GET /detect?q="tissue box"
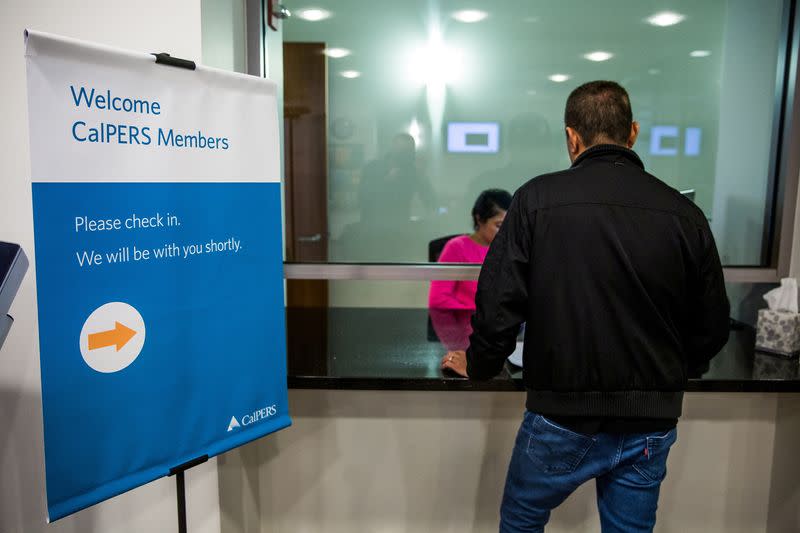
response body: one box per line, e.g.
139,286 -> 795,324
753,352 -> 799,379
755,309 -> 800,358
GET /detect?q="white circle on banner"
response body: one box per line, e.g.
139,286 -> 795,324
79,302 -> 146,373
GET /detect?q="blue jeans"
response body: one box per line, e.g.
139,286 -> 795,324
500,411 -> 677,532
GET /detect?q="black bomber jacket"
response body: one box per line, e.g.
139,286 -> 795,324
466,144 -> 730,418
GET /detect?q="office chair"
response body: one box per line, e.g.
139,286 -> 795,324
428,234 -> 465,262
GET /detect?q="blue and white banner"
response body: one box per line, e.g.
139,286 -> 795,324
24,30 -> 290,521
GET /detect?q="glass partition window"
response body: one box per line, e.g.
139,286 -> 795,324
282,0 -> 789,266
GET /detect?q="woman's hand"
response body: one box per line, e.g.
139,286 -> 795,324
440,350 -> 468,377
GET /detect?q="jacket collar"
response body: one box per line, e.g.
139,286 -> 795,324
571,144 -> 644,170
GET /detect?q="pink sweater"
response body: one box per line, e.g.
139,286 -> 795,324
428,235 -> 489,310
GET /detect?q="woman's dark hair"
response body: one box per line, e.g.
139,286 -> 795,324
472,189 -> 512,230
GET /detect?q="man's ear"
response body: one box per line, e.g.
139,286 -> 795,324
627,121 -> 640,149
565,126 -> 582,156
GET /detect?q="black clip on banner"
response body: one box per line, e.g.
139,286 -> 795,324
152,52 -> 196,71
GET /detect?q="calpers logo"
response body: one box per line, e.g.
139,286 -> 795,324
226,404 -> 277,432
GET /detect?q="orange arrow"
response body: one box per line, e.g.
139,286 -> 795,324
88,322 -> 137,351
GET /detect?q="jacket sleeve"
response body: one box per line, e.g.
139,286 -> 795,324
467,190 -> 532,379
686,223 -> 730,377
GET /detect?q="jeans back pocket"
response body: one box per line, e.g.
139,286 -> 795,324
526,415 -> 595,474
633,428 -> 677,482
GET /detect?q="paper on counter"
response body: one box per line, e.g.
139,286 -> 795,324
507,341 -> 524,367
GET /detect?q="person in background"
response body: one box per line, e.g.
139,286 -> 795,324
428,189 -> 512,310
358,133 -> 437,228
440,81 -> 730,532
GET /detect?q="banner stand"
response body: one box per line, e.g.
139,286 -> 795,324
168,454 -> 209,533
151,50 -> 203,533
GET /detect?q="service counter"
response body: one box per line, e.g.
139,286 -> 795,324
286,307 -> 800,393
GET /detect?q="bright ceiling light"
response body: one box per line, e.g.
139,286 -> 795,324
548,74 -> 570,83
408,38 -> 463,87
340,70 -> 361,79
296,7 -> 332,22
646,11 -> 685,27
451,9 -> 488,23
324,48 -> 351,58
584,51 -> 613,62
690,50 -> 711,58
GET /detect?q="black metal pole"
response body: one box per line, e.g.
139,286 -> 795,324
168,454 -> 207,533
176,470 -> 187,533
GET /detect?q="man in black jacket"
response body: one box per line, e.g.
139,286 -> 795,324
441,81 -> 730,532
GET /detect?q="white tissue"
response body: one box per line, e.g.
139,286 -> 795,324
763,278 -> 799,313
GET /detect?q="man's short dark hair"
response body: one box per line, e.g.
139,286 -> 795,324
564,81 -> 632,146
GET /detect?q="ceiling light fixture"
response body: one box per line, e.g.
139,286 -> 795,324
689,50 -> 711,58
646,11 -> 685,27
340,70 -> 361,79
451,9 -> 488,23
296,7 -> 332,22
324,48 -> 351,58
548,74 -> 570,83
584,51 -> 614,62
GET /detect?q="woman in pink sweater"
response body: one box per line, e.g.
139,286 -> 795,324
429,189 -> 512,310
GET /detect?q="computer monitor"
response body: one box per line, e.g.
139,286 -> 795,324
0,242 -> 28,349
447,122 -> 500,154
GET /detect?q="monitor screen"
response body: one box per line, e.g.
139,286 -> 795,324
0,242 -> 27,317
447,122 -> 500,154
0,243 -> 18,284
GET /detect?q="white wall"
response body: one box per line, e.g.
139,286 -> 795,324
0,2 -> 220,532
219,390 -> 782,533
201,0 -> 246,73
767,395 -> 800,531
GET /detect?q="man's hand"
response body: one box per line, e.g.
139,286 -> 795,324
441,350 -> 468,377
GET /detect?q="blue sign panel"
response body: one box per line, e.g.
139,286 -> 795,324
25,31 -> 290,521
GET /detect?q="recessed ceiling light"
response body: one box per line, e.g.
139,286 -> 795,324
646,11 -> 685,27
690,50 -> 711,58
584,51 -> 613,62
548,74 -> 570,83
526,89 -> 537,96
324,48 -> 351,58
340,70 -> 361,79
296,7 -> 332,22
451,9 -> 488,23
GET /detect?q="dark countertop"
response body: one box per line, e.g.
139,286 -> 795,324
286,307 -> 800,392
